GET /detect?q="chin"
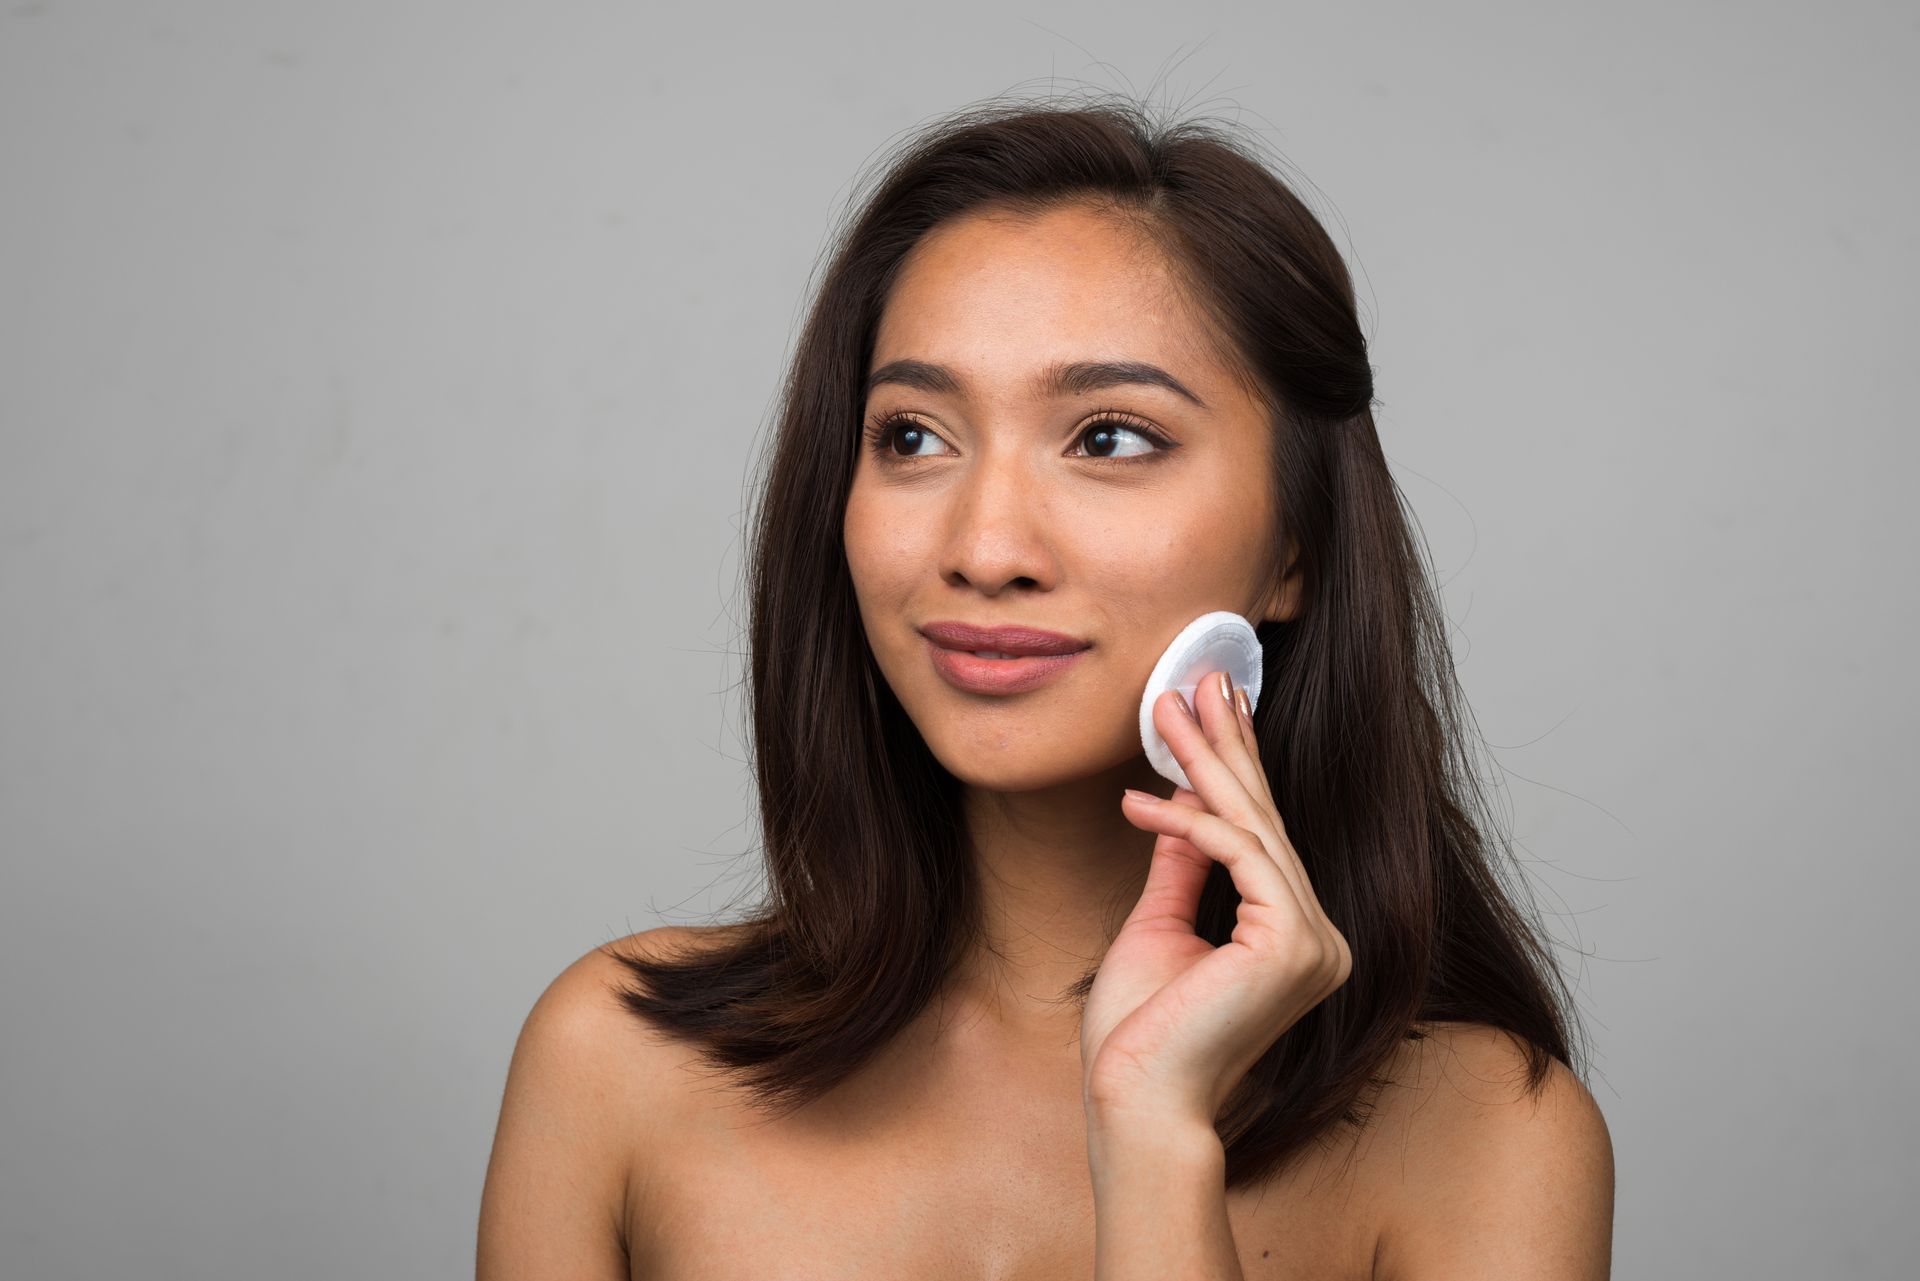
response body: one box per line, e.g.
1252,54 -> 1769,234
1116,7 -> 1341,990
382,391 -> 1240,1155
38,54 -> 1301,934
941,760 -> 1085,793
921,728 -> 1142,795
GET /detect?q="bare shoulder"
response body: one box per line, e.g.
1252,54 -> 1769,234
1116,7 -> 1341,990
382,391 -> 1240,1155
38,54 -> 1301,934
477,931 -> 684,1278
486,926 -> 726,1163
514,927 -> 709,1064
588,922 -> 754,1068
1364,1021 -> 1615,1280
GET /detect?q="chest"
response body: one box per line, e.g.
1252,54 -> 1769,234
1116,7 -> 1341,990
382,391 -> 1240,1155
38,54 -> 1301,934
627,1086 -> 1380,1281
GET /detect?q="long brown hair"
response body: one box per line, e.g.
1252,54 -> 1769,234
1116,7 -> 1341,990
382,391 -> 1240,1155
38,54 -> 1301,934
609,90 -> 1588,1189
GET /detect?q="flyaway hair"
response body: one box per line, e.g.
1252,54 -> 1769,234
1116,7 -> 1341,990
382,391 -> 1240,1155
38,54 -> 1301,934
608,89 -> 1589,1190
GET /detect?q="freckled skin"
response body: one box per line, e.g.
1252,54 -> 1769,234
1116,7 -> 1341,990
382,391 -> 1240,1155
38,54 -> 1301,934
843,203 -> 1302,795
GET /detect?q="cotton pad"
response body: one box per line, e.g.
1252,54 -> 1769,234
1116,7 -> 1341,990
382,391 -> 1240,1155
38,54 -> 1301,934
1138,610 -> 1263,791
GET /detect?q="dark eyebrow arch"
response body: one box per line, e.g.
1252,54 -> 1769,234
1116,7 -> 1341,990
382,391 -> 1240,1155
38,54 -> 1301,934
865,358 -> 1209,411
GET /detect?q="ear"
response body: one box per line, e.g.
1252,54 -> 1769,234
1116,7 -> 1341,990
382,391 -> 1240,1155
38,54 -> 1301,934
1255,539 -> 1305,624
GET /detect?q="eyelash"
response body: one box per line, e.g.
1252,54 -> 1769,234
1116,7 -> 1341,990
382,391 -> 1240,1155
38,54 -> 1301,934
860,407 -> 1177,466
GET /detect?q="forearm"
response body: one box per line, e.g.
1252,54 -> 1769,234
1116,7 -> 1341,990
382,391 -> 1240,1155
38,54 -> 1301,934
1086,1111 -> 1245,1281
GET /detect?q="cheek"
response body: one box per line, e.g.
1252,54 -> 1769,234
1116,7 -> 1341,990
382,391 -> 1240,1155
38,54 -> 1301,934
1069,489 -> 1275,648
1071,513 -> 1196,597
1128,471 -> 1271,586
843,487 -> 923,616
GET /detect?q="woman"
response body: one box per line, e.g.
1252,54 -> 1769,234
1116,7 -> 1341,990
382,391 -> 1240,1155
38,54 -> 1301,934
478,94 -> 1614,1280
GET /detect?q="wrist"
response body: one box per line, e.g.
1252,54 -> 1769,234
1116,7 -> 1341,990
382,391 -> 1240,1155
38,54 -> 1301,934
1084,1087 -> 1216,1140
1083,1099 -> 1240,1279
1085,1104 -> 1224,1178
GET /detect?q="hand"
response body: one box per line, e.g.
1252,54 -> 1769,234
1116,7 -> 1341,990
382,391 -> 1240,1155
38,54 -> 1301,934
1081,668 -> 1352,1127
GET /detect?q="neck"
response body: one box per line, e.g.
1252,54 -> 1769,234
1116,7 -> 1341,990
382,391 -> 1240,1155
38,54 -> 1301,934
943,754 -> 1171,1048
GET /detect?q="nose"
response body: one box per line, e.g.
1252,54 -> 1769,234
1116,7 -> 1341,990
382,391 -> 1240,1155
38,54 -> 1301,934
937,441 -> 1061,595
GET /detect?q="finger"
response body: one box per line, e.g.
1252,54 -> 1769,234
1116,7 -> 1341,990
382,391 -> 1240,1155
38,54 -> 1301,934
1221,688 -> 1320,905
1121,789 -> 1304,919
1198,669 -> 1275,809
1118,784 -> 1216,933
1166,783 -> 1206,810
1117,801 -> 1214,934
1228,678 -> 1278,810
1132,781 -> 1330,947
1153,676 -> 1277,848
1164,676 -> 1321,913
1225,693 -> 1326,908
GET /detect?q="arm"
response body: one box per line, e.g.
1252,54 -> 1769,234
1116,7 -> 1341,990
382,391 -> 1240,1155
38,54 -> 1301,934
1085,675 -> 1350,1279
1083,674 -> 1350,1278
1087,1106 -> 1244,1281
476,947 -> 640,1281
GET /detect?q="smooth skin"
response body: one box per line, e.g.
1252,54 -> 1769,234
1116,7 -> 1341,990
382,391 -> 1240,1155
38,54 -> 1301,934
476,203 -> 1614,1278
1084,666 -> 1352,1279
842,202 -> 1302,1042
1090,672 -> 1353,1125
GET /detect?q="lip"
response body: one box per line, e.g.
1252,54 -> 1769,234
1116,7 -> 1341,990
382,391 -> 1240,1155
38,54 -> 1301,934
925,639 -> 1088,695
918,621 -> 1092,656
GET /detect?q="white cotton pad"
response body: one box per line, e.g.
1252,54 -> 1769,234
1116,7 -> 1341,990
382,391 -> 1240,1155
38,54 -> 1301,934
1138,610 -> 1263,791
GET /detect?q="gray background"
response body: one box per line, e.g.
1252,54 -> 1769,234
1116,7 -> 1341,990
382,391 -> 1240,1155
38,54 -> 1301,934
2,2 -> 1913,1277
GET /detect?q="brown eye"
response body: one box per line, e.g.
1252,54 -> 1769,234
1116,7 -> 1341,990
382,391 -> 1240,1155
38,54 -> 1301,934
861,410 -> 1175,466
1077,418 -> 1161,459
864,414 -> 953,459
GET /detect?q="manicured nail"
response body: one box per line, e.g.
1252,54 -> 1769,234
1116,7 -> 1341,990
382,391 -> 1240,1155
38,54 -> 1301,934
1235,687 -> 1252,719
1123,788 -> 1162,804
1218,671 -> 1233,706
1174,690 -> 1197,722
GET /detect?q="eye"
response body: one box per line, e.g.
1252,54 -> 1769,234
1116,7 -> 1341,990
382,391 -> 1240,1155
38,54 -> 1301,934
861,409 -> 1176,466
863,413 -> 956,460
1069,412 -> 1172,460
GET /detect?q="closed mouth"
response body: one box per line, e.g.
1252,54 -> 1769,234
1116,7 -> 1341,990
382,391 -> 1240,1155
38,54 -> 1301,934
917,620 -> 1092,657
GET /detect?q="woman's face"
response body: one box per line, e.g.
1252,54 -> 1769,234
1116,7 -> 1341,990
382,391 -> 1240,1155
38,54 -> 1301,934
844,203 -> 1297,792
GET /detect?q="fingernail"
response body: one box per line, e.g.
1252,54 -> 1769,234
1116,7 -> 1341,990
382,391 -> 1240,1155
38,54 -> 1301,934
1123,788 -> 1161,804
1218,671 -> 1233,705
1235,687 -> 1252,719
1174,690 -> 1197,722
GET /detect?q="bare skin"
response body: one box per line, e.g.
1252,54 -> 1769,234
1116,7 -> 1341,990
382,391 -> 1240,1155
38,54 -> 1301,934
842,202 -> 1303,1053
476,931 -> 1608,1280
476,203 -> 1615,1278
616,926 -> 1380,1280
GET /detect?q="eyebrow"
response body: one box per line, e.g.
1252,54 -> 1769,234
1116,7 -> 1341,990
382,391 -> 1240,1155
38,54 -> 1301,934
864,357 -> 1210,410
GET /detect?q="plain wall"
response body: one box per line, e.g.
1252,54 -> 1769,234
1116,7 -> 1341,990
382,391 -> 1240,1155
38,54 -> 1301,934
2,2 -> 1913,1276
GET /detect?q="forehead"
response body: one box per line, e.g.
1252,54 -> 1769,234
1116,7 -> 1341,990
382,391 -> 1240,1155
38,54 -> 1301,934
869,205 -> 1230,391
